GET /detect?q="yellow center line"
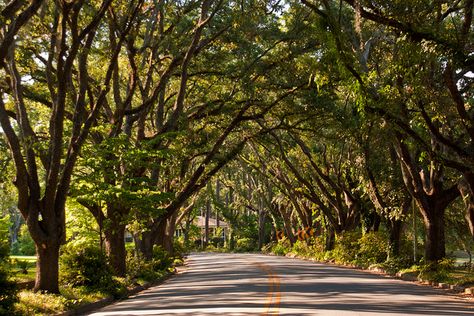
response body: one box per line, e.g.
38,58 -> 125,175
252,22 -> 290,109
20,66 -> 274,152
252,262 -> 281,316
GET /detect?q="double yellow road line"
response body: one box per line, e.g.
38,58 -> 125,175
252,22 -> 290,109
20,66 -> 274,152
252,262 -> 281,315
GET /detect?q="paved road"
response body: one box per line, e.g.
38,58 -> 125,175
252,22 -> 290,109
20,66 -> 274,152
90,252 -> 473,315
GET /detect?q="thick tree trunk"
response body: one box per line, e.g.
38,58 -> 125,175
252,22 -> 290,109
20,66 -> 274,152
104,224 -> 126,276
459,172 -> 474,239
422,210 -> 446,261
228,228 -> 235,250
155,213 -> 177,254
279,204 -> 296,245
325,228 -> 335,251
388,219 -> 403,257
34,241 -> 60,293
136,230 -> 154,260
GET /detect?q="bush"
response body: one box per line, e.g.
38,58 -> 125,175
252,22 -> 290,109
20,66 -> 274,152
235,238 -> 256,252
0,241 -> 18,315
126,254 -> 165,282
270,240 -> 291,256
291,240 -> 312,258
152,245 -> 173,270
378,256 -> 413,275
16,225 -> 35,256
209,237 -> 224,248
356,232 -> 389,266
332,231 -> 361,264
60,245 -> 124,296
127,245 -> 174,282
418,258 -> 455,282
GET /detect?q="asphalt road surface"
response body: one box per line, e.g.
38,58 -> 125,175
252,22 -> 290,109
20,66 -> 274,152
89,252 -> 473,315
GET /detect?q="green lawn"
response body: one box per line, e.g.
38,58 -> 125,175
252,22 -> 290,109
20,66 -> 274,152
10,255 -> 37,282
10,255 -> 37,262
448,268 -> 474,287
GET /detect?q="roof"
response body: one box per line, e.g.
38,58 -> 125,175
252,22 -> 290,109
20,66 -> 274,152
196,216 -> 229,228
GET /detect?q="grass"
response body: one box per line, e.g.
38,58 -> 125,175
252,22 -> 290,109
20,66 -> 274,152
447,268 -> 474,287
10,256 -> 37,262
11,269 -> 35,282
15,286 -> 108,316
10,256 -> 37,282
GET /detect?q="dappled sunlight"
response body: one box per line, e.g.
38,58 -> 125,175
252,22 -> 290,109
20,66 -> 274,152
90,253 -> 474,316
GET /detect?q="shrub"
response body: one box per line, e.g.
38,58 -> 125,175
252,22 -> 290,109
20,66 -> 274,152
126,245 -> 174,282
291,240 -> 312,258
60,245 -> 124,296
332,231 -> 361,264
14,259 -> 30,274
356,232 -> 389,266
126,254 -> 165,282
378,256 -> 413,275
418,258 -> 455,282
0,241 -> 18,315
270,240 -> 291,256
16,225 -> 35,256
209,237 -> 224,248
152,245 -> 173,271
173,239 -> 189,257
235,238 -> 256,252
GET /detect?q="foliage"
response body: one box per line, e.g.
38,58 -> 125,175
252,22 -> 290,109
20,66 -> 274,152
59,245 -> 124,297
268,240 -> 291,256
235,238 -> 257,252
12,225 -> 35,256
64,200 -> 100,251
152,246 -> 173,271
357,232 -> 389,266
15,287 -> 107,316
376,257 -> 414,275
330,231 -> 362,265
417,258 -> 456,283
0,220 -> 18,316
127,245 -> 175,282
291,240 -> 314,258
126,254 -> 167,282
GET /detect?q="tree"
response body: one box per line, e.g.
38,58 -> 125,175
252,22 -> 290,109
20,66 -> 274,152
0,0 -> 141,292
301,0 -> 472,261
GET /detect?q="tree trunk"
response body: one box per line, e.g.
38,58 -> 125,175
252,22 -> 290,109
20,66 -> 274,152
459,172 -> 474,239
205,200 -> 210,246
258,209 -> 266,250
388,219 -> 403,257
184,216 -> 192,244
104,224 -> 126,276
135,230 -> 154,260
155,213 -> 177,254
325,228 -> 335,251
422,209 -> 446,261
34,241 -> 60,293
228,228 -> 235,250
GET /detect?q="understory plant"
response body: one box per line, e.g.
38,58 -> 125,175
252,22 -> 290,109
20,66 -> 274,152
59,245 -> 126,297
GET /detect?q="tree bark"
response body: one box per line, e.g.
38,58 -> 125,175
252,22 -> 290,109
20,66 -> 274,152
388,219 -> 403,257
155,212 -> 177,254
459,172 -> 474,239
396,135 -> 459,262
421,204 -> 446,261
205,199 -> 210,246
325,227 -> 335,251
258,208 -> 266,250
104,223 -> 126,277
34,240 -> 60,293
135,230 -> 154,261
